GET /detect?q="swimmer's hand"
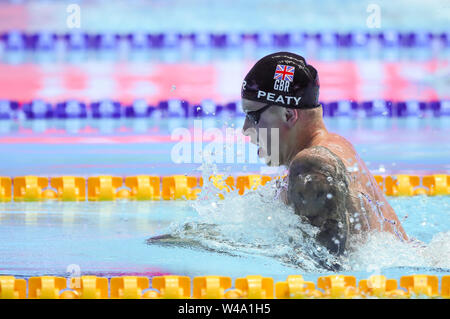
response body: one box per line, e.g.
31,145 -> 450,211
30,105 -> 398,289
287,146 -> 350,255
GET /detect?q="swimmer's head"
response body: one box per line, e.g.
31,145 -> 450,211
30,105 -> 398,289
241,52 -> 325,167
241,51 -> 320,109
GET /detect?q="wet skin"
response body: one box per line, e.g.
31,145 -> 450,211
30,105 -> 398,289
242,100 -> 408,255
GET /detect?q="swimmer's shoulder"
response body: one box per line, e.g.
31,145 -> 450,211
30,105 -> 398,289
287,145 -> 351,255
288,145 -> 350,205
289,145 -> 346,175
318,134 -> 359,161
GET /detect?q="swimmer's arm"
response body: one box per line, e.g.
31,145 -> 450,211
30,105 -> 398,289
287,147 -> 350,255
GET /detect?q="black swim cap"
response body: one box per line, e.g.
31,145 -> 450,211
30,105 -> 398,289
241,52 -> 320,109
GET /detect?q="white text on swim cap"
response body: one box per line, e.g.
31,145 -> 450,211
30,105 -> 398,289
273,79 -> 290,92
257,90 -> 302,106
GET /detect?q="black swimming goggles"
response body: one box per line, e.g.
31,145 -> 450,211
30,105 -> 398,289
244,103 -> 272,125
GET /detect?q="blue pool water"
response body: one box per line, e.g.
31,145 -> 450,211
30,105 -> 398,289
0,117 -> 449,176
0,0 -> 449,296
0,193 -> 449,284
0,116 -> 449,285
4,0 -> 448,33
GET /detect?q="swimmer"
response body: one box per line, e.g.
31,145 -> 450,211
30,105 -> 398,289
241,52 -> 408,255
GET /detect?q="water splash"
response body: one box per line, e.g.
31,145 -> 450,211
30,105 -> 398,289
343,231 -> 450,271
155,162 -> 450,273
160,162 -> 341,271
341,194 -> 450,271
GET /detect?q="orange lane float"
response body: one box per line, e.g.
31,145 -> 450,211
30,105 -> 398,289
1,274 -> 449,299
0,174 -> 447,202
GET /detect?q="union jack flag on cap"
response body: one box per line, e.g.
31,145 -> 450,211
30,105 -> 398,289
273,64 -> 295,82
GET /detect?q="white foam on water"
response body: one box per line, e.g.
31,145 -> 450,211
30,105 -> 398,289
342,230 -> 450,271
163,162 -> 341,271
163,162 -> 450,273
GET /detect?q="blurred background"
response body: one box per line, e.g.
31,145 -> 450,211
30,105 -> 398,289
0,0 -> 448,177
1,0 -> 449,33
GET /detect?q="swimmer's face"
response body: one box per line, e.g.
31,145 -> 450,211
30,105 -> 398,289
242,99 -> 293,166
